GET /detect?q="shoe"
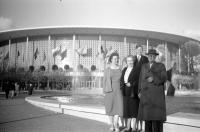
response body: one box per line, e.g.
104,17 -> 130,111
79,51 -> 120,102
131,127 -> 137,132
131,129 -> 137,132
115,128 -> 120,132
122,127 -> 132,132
136,129 -> 143,132
126,128 -> 132,132
109,127 -> 115,131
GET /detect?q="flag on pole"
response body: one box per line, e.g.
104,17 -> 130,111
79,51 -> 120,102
82,46 -> 87,55
75,45 -> 88,56
4,52 -> 9,60
52,46 -> 61,58
22,46 -> 25,62
97,43 -> 105,55
34,48 -> 39,60
0,51 -> 3,60
43,51 -> 46,62
60,48 -> 67,60
0,52 -> 3,64
17,51 -> 20,57
23,53 -> 24,62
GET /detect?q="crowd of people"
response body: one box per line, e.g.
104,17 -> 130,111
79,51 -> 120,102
103,46 -> 167,132
2,80 -> 34,99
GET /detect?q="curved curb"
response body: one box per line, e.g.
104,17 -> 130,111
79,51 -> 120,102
25,96 -> 200,132
25,96 -> 109,124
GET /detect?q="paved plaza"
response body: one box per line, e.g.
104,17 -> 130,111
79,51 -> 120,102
0,91 -> 200,132
0,92 -> 110,132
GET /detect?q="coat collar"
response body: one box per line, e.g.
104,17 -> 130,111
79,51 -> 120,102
148,61 -> 157,70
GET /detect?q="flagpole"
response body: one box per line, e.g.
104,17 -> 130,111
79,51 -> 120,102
165,41 -> 168,70
47,34 -> 51,90
72,34 -> 76,70
123,36 -> 127,58
54,39 -> 56,65
32,41 -> 34,66
7,38 -> 11,71
78,39 -> 80,65
48,34 -> 51,72
22,43 -> 25,66
146,37 -> 149,53
178,42 -> 181,73
98,34 -> 101,72
15,43 -> 17,70
26,36 -> 29,70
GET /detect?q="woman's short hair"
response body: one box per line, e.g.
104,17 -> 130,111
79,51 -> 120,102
126,55 -> 137,66
108,52 -> 119,63
136,45 -> 143,50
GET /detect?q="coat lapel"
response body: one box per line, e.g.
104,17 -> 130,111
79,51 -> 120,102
150,62 -> 157,71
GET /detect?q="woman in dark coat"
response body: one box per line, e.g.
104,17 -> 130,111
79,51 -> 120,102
120,55 -> 140,132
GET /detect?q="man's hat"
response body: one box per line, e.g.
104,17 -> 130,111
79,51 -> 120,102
146,49 -> 159,56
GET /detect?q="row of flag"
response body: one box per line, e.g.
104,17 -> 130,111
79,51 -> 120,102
0,51 -> 9,61
0,44 -> 103,63
52,46 -> 67,60
0,46 -> 67,63
0,49 -> 45,63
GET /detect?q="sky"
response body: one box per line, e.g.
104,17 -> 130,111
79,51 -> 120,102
0,0 -> 200,40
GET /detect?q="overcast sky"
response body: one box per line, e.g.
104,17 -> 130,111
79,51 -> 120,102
0,0 -> 200,40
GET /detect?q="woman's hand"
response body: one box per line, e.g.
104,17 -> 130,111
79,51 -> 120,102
130,93 -> 135,98
138,93 -> 141,98
147,76 -> 153,83
125,82 -> 131,87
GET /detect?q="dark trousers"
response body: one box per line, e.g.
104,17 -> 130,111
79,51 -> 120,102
145,120 -> 163,132
28,88 -> 33,95
5,90 -> 9,99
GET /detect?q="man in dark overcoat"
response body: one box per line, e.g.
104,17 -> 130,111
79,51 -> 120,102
3,80 -> 10,99
138,49 -> 167,132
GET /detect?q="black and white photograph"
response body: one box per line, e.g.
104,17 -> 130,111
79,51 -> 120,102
0,0 -> 200,132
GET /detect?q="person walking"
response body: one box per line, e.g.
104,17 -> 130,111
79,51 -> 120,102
27,81 -> 34,95
120,55 -> 140,132
166,62 -> 176,96
103,52 -> 123,132
4,80 -> 10,99
10,81 -> 15,99
135,45 -> 149,131
138,49 -> 167,132
15,81 -> 20,96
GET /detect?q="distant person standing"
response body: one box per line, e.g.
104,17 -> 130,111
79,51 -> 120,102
166,62 -> 176,96
27,81 -> 34,95
15,82 -> 20,96
103,52 -> 123,132
3,80 -> 10,99
10,81 -> 15,99
138,49 -> 167,132
135,45 -> 149,131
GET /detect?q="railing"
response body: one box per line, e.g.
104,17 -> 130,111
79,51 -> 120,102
0,71 -> 104,92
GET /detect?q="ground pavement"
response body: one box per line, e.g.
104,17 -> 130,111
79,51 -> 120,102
1,90 -> 200,132
0,93 -> 110,132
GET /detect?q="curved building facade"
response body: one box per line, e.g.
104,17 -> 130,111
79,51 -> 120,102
0,27 -> 198,72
